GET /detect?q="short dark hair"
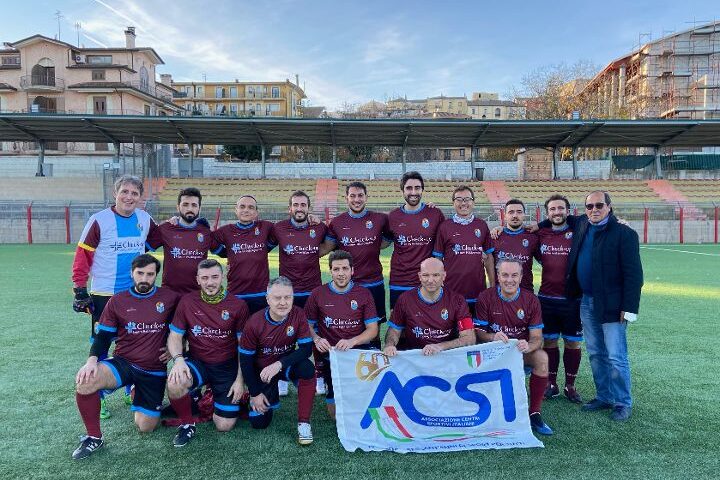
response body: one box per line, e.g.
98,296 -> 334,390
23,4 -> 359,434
178,187 -> 202,206
452,185 -> 474,201
114,174 -> 143,196
544,194 -> 570,212
345,181 -> 367,196
586,190 -> 612,206
197,258 -> 223,274
131,253 -> 160,273
400,171 -> 424,191
289,190 -> 311,207
328,249 -> 353,269
505,198 -> 525,212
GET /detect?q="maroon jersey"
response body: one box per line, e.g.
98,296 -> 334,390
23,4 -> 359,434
491,228 -> 539,291
304,282 -> 379,345
433,217 -> 494,301
388,204 -> 445,288
327,210 -> 391,285
213,220 -> 276,296
146,222 -> 221,294
170,291 -> 249,364
389,287 -> 473,350
475,286 -> 543,341
238,306 -> 313,369
272,220 -> 329,294
96,287 -> 179,371
536,225 -> 574,299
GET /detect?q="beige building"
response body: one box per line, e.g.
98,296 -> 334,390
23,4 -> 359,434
0,27 -> 181,153
467,92 -> 526,120
426,95 -> 467,115
578,21 -> 720,119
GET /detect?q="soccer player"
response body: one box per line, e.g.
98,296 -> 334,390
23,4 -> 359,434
305,250 -> 380,419
146,188 -> 223,294
71,254 -> 179,460
238,277 -> 316,445
475,258 -> 553,435
387,171 -> 445,309
71,174 -> 156,416
433,185 -> 495,324
384,257 -> 475,356
535,195 -> 583,403
491,199 -> 539,291
213,195 -> 277,314
166,259 -> 249,446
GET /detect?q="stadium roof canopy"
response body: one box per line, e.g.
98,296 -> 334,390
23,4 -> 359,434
1,114 -> 720,148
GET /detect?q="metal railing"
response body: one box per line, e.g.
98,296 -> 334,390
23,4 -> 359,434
20,75 -> 65,90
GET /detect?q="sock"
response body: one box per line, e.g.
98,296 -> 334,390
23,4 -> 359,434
76,391 -> 102,438
563,348 -> 582,387
169,393 -> 194,425
297,376 -> 316,423
124,385 -> 132,396
544,347 -> 559,386
529,373 -> 548,415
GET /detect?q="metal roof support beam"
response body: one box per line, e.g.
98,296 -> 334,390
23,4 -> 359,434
330,122 -> 337,179
167,119 -> 192,145
572,122 -> 606,147
661,123 -> 699,146
470,145 -> 476,179
571,146 -> 579,180
471,124 -> 490,146
402,123 -> 413,149
189,143 -> 194,179
654,146 -> 663,179
402,146 -> 407,174
83,119 -> 119,144
0,118 -> 40,141
552,146 -> 559,180
36,140 -> 45,177
261,145 -> 266,179
250,122 -> 265,147
558,124 -> 584,146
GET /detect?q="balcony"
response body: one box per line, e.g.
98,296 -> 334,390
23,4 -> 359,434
20,75 -> 65,92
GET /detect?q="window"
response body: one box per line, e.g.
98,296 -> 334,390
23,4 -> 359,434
471,108 -> 476,115
444,149 -> 451,160
87,55 -> 112,65
185,86 -> 192,97
495,107 -> 501,118
230,104 -> 238,115
266,103 -> 280,115
144,104 -> 151,115
271,86 -> 280,98
248,86 -> 255,98
229,86 -> 237,98
1,56 -> 20,66
91,70 -> 105,81
139,66 -> 149,91
216,86 -> 224,98
197,86 -> 204,97
459,149 -> 465,158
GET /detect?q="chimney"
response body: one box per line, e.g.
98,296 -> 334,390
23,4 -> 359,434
124,26 -> 136,48
160,74 -> 172,86
295,74 -> 299,86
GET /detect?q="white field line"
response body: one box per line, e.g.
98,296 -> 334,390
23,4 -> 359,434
640,246 -> 720,257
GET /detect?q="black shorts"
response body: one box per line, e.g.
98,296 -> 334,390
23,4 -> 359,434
90,294 -> 112,339
237,294 -> 268,315
389,286 -> 414,310
318,344 -> 375,402
101,356 -> 166,418
539,296 -> 583,341
186,357 -> 240,418
248,359 -> 314,428
362,282 -> 387,323
467,300 -> 478,323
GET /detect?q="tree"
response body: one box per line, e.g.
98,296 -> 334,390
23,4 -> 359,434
347,145 -> 374,162
222,144 -> 262,161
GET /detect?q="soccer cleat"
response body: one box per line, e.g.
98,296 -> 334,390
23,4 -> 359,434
563,385 -> 583,404
544,383 -> 560,399
123,385 -> 134,406
278,380 -> 289,397
610,406 -> 632,422
72,435 -> 104,460
99,397 -> 111,419
529,412 -> 554,436
173,424 -> 197,447
315,377 -> 326,395
581,398 -> 613,412
297,422 -> 313,445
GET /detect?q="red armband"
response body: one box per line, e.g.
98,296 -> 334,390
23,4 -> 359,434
457,317 -> 474,331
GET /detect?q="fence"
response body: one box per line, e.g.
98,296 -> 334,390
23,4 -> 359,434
1,201 -> 717,245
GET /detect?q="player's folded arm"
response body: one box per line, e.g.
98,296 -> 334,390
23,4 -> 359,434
89,328 -> 115,359
279,341 -> 312,370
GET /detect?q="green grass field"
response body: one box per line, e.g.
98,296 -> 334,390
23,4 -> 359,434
1,244 -> 719,479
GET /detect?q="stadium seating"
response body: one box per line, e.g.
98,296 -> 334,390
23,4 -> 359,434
0,178 -> 103,202
668,180 -> 720,202
503,180 -> 664,205
159,178 -> 318,206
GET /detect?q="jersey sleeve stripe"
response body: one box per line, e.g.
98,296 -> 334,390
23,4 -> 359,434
168,324 -> 185,335
387,321 -> 404,331
485,247 -> 495,254
96,324 -> 117,333
77,242 -> 96,252
297,337 -> 312,344
364,316 -> 380,324
432,251 -> 444,258
473,319 -> 489,326
529,323 -> 544,330
237,347 -> 255,355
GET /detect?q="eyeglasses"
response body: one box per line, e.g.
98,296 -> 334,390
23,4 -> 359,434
585,202 -> 606,210
453,197 -> 474,203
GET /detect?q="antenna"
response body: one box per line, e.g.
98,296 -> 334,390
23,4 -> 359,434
55,10 -> 64,40
75,22 -> 82,47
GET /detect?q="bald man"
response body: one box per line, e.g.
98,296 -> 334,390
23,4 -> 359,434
384,257 -> 475,356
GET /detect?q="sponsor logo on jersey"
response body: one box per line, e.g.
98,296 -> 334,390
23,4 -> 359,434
109,239 -> 146,252
351,299 -> 358,310
191,325 -> 232,337
125,321 -> 164,334
517,309 -> 525,320
221,309 -> 230,321
396,234 -> 432,246
170,247 -> 205,259
441,308 -> 449,321
231,241 -> 265,254
284,244 -> 295,254
421,218 -> 430,229
411,326 -> 452,339
286,325 -> 295,337
366,220 -> 374,229
197,233 -> 204,243
156,302 -> 165,313
453,244 -> 461,254
283,244 -> 318,255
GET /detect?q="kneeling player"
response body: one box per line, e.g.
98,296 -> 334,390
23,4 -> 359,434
238,277 -> 316,445
72,254 -> 179,460
166,259 -> 249,447
305,250 -> 379,419
475,258 -> 553,436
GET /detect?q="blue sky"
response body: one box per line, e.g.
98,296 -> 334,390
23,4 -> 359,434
3,0 -> 718,109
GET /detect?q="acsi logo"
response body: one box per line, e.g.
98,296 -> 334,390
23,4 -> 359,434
467,351 -> 482,368
284,244 -> 295,254
309,229 -> 316,239
286,325 -> 295,337
191,325 -> 202,336
522,239 -> 529,247
197,233 -> 204,243
516,309 -> 525,320
221,309 -> 230,321
474,228 -> 481,238
156,302 -> 165,313
350,299 -> 358,310
366,220 -> 374,229
421,218 -> 430,229
441,308 -> 449,321
126,321 -> 137,333
355,352 -> 390,381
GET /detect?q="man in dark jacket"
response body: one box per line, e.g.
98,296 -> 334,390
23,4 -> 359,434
565,191 -> 643,421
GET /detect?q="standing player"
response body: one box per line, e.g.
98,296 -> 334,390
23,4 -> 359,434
433,185 -> 495,324
71,254 -> 179,459
213,195 -> 277,314
166,259 -> 249,446
491,199 -> 539,291
238,277 -> 316,445
146,188 -> 223,294
305,250 -> 380,419
71,174 -> 156,416
535,195 -> 583,403
475,259 -> 553,435
387,172 -> 445,309
383,258 -> 475,356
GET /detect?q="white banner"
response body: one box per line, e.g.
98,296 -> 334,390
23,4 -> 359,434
330,341 -> 543,453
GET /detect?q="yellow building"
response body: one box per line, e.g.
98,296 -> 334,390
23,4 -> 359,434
425,95 -> 467,115
467,92 -> 526,120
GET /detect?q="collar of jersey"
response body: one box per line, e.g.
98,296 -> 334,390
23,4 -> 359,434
551,223 -> 570,232
236,221 -> 256,230
417,286 -> 443,305
129,285 -> 158,298
178,221 -> 198,229
452,214 -> 474,225
496,285 -> 520,302
329,281 -> 354,295
348,209 -> 368,219
503,227 -> 524,236
264,307 -> 288,325
401,203 -> 426,214
290,218 -> 309,229
111,206 -> 137,219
